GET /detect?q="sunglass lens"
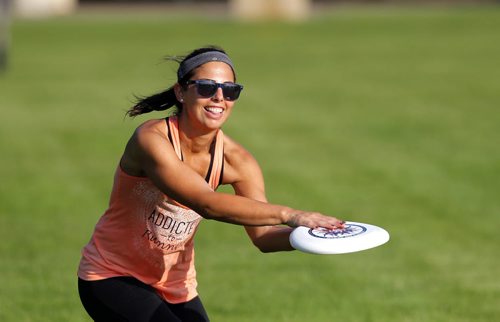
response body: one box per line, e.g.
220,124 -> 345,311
196,82 -> 217,98
222,84 -> 242,101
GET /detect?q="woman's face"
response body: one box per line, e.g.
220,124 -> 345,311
178,61 -> 237,132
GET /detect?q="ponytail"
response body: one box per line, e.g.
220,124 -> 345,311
126,45 -> 231,118
126,86 -> 181,117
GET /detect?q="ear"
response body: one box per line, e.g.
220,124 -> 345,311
173,83 -> 184,102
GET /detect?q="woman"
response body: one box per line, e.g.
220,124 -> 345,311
78,46 -> 344,322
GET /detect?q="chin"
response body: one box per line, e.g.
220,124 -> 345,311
203,118 -> 226,130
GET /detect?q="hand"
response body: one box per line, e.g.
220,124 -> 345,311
286,211 -> 345,230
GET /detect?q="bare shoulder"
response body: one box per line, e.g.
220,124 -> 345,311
222,134 -> 263,185
121,118 -> 170,176
223,135 -> 259,169
134,118 -> 167,139
127,118 -> 171,150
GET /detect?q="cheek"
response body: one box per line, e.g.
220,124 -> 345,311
183,89 -> 198,103
223,100 -> 235,110
223,104 -> 235,118
183,94 -> 205,107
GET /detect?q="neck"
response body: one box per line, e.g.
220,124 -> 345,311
177,115 -> 218,154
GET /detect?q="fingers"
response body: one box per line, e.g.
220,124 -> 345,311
319,217 -> 345,230
287,212 -> 345,230
334,219 -> 346,229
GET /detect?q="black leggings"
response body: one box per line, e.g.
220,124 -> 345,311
78,277 -> 210,322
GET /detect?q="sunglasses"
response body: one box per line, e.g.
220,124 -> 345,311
185,79 -> 243,101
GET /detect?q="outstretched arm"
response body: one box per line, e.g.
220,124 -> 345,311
222,136 -> 340,252
122,120 -> 344,230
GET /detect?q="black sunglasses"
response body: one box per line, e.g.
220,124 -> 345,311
185,79 -> 243,101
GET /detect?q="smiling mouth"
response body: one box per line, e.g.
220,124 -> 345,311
204,106 -> 224,114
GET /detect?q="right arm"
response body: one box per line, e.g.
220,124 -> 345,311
121,120 -> 343,229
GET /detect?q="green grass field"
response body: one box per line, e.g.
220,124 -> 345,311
1,6 -> 499,322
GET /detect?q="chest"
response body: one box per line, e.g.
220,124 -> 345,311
181,150 -> 212,180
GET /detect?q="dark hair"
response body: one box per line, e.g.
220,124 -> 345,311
126,46 -> 234,117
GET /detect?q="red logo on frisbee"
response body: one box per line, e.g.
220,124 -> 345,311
308,224 -> 367,239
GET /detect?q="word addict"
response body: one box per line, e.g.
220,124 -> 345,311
142,206 -> 201,251
147,209 -> 199,237
142,207 -> 202,251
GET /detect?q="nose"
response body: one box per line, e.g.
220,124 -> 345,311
212,87 -> 224,101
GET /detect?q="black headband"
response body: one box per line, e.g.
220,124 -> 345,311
177,51 -> 235,80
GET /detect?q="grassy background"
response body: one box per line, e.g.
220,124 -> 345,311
0,6 -> 499,322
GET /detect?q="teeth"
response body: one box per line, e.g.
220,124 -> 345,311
206,107 -> 223,114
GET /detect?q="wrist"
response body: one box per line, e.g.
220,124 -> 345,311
281,208 -> 298,226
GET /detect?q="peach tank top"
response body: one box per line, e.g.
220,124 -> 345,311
78,116 -> 224,304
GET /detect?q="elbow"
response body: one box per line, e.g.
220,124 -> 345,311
248,227 -> 295,253
190,192 -> 220,221
251,238 -> 275,253
254,242 -> 272,253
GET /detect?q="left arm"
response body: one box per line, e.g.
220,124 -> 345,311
235,177 -> 294,253
222,137 -> 294,253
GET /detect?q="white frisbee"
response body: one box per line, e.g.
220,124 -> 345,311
290,221 -> 390,255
